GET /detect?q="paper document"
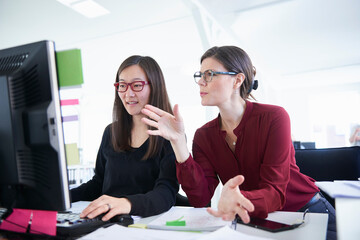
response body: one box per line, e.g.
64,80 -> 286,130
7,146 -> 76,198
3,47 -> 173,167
197,226 -> 275,240
79,224 -> 274,240
147,206 -> 231,231
316,181 -> 360,198
78,224 -> 203,240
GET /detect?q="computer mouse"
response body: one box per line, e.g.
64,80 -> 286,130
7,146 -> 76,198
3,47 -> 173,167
110,214 -> 134,226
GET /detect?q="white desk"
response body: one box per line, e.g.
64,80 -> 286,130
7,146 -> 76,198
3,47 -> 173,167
335,198 -> 360,240
235,211 -> 328,240
137,210 -> 328,240
316,181 -> 360,240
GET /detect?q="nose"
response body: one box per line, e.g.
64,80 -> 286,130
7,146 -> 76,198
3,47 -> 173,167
125,86 -> 135,97
197,76 -> 207,86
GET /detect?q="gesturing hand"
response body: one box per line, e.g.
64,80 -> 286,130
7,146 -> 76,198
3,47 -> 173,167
141,104 -> 185,142
79,195 -> 131,221
207,175 -> 254,224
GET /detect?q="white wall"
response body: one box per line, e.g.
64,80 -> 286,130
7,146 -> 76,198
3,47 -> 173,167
58,17 -> 206,164
54,0 -> 360,164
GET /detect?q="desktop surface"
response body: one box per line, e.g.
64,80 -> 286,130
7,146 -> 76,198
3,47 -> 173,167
1,205 -> 328,240
135,208 -> 328,240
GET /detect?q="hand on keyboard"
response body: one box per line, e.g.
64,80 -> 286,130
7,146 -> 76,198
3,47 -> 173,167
56,212 -> 133,237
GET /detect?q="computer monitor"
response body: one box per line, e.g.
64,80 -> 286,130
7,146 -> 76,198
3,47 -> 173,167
0,40 -> 71,211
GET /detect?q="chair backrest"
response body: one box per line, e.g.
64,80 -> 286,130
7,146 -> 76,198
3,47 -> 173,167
175,193 -> 191,207
295,146 -> 360,181
175,193 -> 211,207
295,146 -> 360,207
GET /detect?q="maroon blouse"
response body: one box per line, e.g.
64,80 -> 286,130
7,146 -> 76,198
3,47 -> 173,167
176,101 -> 319,218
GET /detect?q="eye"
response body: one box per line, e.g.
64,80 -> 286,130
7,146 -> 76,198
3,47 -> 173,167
118,83 -> 127,88
205,71 -> 212,77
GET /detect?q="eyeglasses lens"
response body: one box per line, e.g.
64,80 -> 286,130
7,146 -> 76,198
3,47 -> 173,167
194,70 -> 213,83
116,82 -> 145,92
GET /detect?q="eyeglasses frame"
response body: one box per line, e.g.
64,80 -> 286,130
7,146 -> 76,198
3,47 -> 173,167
114,81 -> 150,93
194,70 -> 238,84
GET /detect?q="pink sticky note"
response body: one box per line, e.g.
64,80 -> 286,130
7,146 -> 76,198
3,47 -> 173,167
60,99 -> 79,106
0,208 -> 32,233
30,210 -> 57,236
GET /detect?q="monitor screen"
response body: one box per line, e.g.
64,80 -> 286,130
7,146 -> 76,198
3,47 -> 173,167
0,40 -> 71,211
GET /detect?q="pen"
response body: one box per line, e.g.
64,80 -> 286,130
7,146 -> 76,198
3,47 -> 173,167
232,214 -> 238,230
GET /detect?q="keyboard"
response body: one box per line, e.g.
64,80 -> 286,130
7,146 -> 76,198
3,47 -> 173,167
0,208 -> 123,238
56,211 -> 112,237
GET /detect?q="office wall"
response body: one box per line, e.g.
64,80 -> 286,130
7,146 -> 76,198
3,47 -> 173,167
1,0 -> 359,161
59,17 -> 206,164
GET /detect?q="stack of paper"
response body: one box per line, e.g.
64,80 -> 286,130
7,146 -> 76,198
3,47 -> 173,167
147,206 -> 231,231
315,181 -> 360,198
79,224 -> 274,240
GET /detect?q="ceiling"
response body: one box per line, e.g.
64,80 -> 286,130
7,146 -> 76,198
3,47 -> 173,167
1,0 -> 359,79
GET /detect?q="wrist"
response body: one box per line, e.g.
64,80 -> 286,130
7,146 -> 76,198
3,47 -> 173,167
170,134 -> 190,163
121,198 -> 132,214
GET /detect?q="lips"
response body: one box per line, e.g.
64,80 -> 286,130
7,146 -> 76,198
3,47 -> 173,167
200,92 -> 207,97
126,101 -> 138,105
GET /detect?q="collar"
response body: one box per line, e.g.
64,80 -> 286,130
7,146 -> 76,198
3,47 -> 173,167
217,100 -> 254,137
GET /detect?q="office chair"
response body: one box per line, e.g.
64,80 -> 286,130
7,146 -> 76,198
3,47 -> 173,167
175,193 -> 211,207
295,146 -> 360,207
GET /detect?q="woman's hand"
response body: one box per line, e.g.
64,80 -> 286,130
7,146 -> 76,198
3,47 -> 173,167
79,195 -> 131,221
142,104 -> 190,162
349,127 -> 360,144
141,104 -> 184,142
207,175 -> 254,223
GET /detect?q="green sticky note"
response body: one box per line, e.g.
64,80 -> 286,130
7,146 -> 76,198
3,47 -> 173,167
56,49 -> 84,87
166,220 -> 186,226
166,216 -> 186,226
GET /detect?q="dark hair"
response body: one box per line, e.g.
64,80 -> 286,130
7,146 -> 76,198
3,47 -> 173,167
111,55 -> 173,160
200,46 -> 257,100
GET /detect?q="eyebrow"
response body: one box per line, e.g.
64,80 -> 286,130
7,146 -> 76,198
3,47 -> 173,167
118,77 -> 144,82
201,69 -> 215,72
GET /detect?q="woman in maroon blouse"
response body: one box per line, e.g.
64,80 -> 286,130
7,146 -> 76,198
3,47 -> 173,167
141,46 -> 336,240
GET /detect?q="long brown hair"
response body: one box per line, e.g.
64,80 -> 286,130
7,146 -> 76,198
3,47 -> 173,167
201,46 -> 257,100
111,55 -> 173,159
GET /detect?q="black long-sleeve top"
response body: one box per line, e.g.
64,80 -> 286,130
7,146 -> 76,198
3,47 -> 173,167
71,124 -> 179,217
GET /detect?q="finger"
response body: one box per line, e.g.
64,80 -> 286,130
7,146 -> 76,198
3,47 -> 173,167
141,108 -> 161,122
144,104 -> 167,117
80,195 -> 109,217
173,104 -> 183,122
80,201 -> 100,218
206,207 -> 222,218
86,204 -> 109,219
101,209 -> 118,221
141,117 -> 159,129
236,207 -> 251,224
146,129 -> 162,136
225,175 -> 245,189
234,204 -> 251,224
240,198 -> 255,212
221,213 -> 236,221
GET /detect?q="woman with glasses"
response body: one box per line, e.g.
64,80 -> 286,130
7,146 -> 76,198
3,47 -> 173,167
71,55 -> 179,220
141,46 -> 336,240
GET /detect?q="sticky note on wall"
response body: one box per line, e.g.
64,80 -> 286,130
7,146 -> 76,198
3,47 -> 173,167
65,143 -> 80,165
56,49 -> 84,87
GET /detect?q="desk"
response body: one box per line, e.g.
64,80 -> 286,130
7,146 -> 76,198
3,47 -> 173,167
136,210 -> 328,240
234,211 -> 327,240
336,198 -> 360,240
316,181 -> 360,240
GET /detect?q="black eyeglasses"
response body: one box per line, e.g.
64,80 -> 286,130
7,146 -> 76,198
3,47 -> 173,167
114,81 -> 150,93
194,70 -> 237,84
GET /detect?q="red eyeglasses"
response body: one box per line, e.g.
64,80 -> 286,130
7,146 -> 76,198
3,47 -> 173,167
114,81 -> 150,93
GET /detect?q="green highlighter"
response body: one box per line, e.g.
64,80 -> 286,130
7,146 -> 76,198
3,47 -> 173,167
166,216 -> 186,226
